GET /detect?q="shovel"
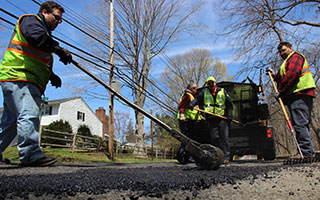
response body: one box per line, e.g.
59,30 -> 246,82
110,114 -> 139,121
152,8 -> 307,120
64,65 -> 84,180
193,107 -> 242,125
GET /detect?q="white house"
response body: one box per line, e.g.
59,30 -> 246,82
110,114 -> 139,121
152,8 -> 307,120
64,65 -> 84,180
41,97 -> 103,138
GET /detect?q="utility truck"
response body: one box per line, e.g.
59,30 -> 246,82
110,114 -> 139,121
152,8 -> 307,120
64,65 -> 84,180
218,78 -> 276,161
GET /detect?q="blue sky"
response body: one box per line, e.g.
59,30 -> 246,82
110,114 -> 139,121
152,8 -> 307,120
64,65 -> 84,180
0,0 -> 241,134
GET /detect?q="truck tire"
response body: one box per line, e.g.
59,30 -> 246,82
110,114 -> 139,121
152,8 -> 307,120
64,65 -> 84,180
263,150 -> 276,160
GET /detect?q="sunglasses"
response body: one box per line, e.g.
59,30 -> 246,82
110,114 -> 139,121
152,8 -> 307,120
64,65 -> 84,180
52,13 -> 62,22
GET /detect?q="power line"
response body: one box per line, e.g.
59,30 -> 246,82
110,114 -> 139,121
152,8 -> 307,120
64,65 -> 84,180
40,0 -> 179,106
4,0 -> 179,113
113,1 -> 186,100
54,0 -> 179,108
4,0 -> 28,13
0,7 -> 177,114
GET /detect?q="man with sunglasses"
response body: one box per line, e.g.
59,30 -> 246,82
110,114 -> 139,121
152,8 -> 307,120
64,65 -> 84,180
0,1 -> 72,167
266,42 -> 316,159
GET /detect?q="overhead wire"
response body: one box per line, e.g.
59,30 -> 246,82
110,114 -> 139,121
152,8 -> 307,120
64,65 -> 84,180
113,0 -> 188,78
5,0 -> 97,56
113,1 -> 187,97
29,0 -> 176,112
0,5 -> 177,114
42,0 -> 111,44
1,0 -> 174,111
4,0 -> 28,13
0,23 -> 12,31
54,0 -> 110,40
38,0 -> 177,110
30,0 -> 110,51
42,0 -> 179,106
112,8 -> 181,104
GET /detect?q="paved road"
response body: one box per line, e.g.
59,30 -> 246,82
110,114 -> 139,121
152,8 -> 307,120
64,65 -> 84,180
0,159 -> 319,199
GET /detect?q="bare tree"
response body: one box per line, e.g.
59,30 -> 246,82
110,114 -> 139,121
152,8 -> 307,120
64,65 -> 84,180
160,48 -> 232,113
306,43 -> 320,149
213,0 -> 320,79
123,119 -> 136,143
113,111 -> 131,144
79,0 -> 203,157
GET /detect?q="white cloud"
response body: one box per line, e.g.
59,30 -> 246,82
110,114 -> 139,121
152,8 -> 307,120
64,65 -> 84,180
164,41 -> 229,57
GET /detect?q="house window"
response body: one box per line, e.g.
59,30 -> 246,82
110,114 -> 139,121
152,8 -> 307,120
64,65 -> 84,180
42,106 -> 52,116
77,111 -> 85,121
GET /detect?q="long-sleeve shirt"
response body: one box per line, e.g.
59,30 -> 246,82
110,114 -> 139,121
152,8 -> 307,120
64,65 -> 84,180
20,13 -> 59,52
190,86 -> 233,119
178,90 -> 193,115
274,52 -> 315,99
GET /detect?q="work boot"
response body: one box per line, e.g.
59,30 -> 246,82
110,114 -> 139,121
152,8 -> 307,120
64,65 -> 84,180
19,156 -> 56,167
0,154 -> 11,165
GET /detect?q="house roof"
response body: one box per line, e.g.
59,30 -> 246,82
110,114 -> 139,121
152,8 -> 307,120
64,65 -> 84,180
44,96 -> 82,105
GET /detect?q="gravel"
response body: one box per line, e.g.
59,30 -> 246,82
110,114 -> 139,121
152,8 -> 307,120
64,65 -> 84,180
0,160 -> 319,200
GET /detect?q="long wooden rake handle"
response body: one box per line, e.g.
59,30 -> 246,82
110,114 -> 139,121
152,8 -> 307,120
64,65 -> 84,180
267,71 -> 304,158
193,107 -> 242,125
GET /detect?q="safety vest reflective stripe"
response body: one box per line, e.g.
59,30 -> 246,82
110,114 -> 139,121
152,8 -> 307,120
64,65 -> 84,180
0,14 -> 53,92
280,63 -> 311,80
279,51 -> 316,94
204,88 -> 225,115
206,89 -> 213,112
300,66 -> 311,76
8,40 -> 52,65
217,91 -> 223,114
280,51 -> 309,79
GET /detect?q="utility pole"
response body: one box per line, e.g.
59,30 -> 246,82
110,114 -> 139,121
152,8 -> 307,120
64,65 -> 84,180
150,110 -> 154,160
108,0 -> 115,160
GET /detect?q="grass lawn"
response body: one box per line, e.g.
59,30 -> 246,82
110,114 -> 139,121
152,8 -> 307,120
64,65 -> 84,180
2,146 -> 176,164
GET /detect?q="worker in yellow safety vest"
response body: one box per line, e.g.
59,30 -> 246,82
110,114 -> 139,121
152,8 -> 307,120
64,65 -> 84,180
0,1 -> 72,167
176,82 -> 202,164
266,41 -> 316,158
189,76 -> 233,164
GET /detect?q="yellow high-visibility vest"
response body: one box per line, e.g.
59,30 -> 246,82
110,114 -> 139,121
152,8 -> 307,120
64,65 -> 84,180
0,14 -> 53,92
279,51 -> 315,95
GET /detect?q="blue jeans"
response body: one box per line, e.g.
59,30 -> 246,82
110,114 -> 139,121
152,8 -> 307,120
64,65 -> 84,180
0,81 -> 44,164
286,95 -> 315,155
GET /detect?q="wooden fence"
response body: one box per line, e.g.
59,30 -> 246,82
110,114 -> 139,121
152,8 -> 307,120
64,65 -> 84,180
119,145 -> 177,159
39,128 -> 101,152
146,147 -> 176,159
39,128 -> 177,159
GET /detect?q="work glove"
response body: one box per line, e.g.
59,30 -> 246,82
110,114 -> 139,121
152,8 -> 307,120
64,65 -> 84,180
180,113 -> 186,121
53,46 -> 72,65
266,67 -> 275,76
50,73 -> 62,88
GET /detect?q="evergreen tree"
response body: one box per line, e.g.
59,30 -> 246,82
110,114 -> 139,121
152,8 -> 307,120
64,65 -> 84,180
41,120 -> 73,146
